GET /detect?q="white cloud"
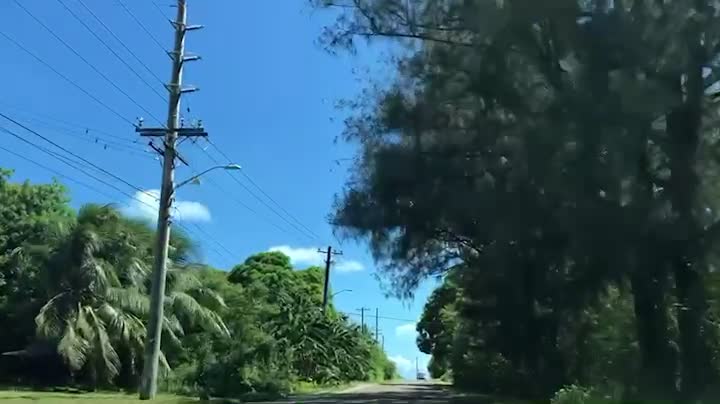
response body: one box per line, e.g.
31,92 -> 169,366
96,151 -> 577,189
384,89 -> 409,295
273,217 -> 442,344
269,245 -> 322,266
334,260 -> 365,273
389,355 -> 413,373
122,189 -> 211,222
268,245 -> 365,272
395,323 -> 417,338
389,354 -> 430,379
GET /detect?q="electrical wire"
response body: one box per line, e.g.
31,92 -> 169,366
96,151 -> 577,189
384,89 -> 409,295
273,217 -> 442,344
74,0 -> 167,87
341,311 -> 417,323
0,112 -> 146,193
202,174 -> 300,240
11,0 -> 164,125
151,1 -> 172,21
117,0 -> 167,53
55,0 -> 166,101
0,143 -> 122,202
0,31 -> 135,127
0,126 -> 142,200
6,113 -> 153,159
1,128 -> 224,264
1,125 -> 236,267
0,101 -> 139,144
208,140 -> 322,240
199,145 -> 319,243
174,223 -> 234,268
186,221 -> 238,262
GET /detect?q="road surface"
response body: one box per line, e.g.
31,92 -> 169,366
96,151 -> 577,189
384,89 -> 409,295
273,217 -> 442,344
245,381 -> 511,403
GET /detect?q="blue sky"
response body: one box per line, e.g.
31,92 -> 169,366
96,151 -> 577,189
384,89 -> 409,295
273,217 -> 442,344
0,0 -> 433,378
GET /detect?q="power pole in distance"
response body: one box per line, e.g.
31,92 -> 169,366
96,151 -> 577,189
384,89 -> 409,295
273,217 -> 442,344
375,307 -> 379,343
358,307 -> 370,334
318,246 -> 342,312
139,0 -> 205,399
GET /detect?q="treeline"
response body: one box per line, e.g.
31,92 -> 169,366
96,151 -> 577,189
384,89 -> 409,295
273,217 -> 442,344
315,0 -> 720,402
0,168 -> 395,398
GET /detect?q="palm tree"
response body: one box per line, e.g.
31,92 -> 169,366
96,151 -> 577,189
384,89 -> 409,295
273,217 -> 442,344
33,204 -> 228,386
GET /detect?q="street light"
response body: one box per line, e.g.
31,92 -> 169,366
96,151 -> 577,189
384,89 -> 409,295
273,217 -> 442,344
175,163 -> 241,190
140,162 -> 240,399
332,289 -> 352,298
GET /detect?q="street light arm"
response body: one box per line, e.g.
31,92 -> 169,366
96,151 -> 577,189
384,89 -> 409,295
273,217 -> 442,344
331,289 -> 352,298
175,163 -> 241,190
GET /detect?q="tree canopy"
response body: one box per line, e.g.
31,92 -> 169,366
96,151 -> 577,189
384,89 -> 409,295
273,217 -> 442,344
315,0 -> 720,401
0,168 -> 395,397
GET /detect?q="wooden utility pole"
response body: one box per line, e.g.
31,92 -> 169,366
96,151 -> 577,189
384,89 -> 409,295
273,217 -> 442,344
138,0 -> 205,399
318,246 -> 342,312
375,307 -> 379,343
358,307 -> 370,333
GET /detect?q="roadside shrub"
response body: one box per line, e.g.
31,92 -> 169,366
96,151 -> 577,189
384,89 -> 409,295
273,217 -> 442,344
551,385 -> 594,404
551,384 -> 622,404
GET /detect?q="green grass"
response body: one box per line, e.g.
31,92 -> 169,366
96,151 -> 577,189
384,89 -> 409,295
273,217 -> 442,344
0,390 -> 196,404
291,380 -> 360,395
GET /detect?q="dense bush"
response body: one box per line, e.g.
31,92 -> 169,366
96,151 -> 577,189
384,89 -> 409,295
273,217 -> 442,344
315,0 -> 720,401
0,170 -> 394,397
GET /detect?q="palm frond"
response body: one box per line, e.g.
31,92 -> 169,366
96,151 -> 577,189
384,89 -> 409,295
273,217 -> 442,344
187,287 -> 227,309
35,292 -> 69,339
84,306 -> 121,380
57,319 -> 89,371
168,292 -> 230,337
117,257 -> 150,287
97,302 -> 145,344
107,287 -> 149,316
165,268 -> 202,293
163,314 -> 185,337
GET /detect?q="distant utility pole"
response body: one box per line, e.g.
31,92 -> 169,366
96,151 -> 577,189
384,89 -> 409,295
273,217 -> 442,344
138,0 -> 205,399
358,307 -> 370,333
318,246 -> 343,312
375,307 -> 379,343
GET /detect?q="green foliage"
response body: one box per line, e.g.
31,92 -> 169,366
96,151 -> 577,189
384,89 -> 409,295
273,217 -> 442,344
550,385 -> 595,404
315,0 -> 720,401
0,171 -> 390,396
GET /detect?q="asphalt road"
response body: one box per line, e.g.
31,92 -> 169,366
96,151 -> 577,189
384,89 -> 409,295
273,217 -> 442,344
245,381 -> 508,403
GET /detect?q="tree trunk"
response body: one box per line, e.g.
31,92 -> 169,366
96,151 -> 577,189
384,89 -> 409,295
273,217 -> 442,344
666,35 -> 717,398
630,252 -> 678,400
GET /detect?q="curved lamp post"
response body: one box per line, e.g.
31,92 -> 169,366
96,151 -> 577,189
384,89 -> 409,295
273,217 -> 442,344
175,163 -> 241,190
331,289 -> 352,298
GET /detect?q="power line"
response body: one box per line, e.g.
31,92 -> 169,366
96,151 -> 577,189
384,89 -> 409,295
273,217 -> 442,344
0,31 -> 134,127
201,174 -> 301,240
7,113 -> 153,159
11,0 -> 164,125
0,113 -> 146,194
117,0 -> 167,53
74,0 -> 167,87
0,143 -> 121,202
199,144 -> 319,242
0,126 -> 142,200
151,1 -> 172,20
174,223 -> 233,268
341,311 -> 416,323
55,0 -> 166,101
209,140 -> 322,240
0,101 -> 139,144
186,221 -> 238,263
1,126 -> 236,268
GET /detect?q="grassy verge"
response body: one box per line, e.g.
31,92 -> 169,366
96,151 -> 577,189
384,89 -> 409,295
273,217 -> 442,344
291,380 -> 360,395
0,390 -> 194,404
